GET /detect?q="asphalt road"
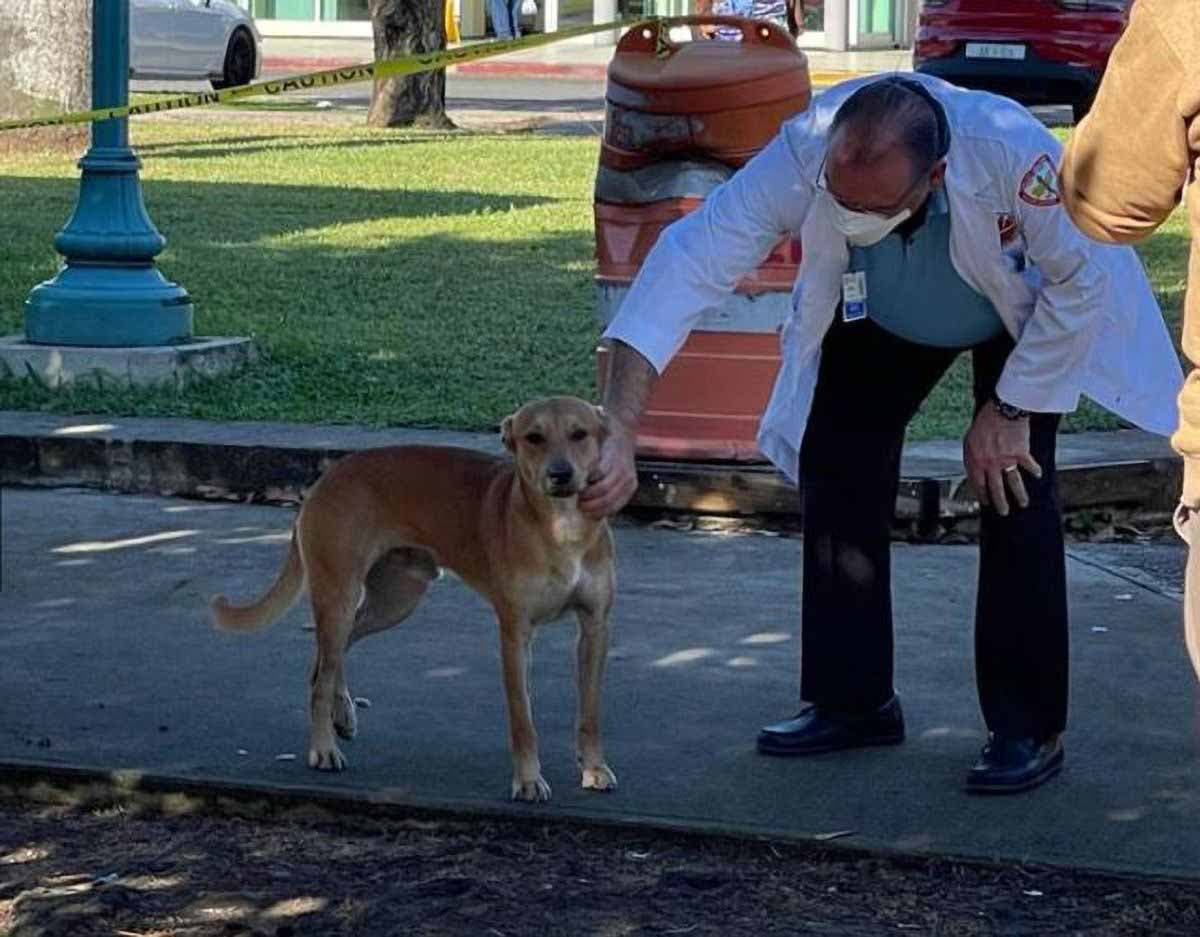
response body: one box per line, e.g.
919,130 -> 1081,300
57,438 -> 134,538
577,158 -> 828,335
132,73 -> 607,112
131,72 -> 1074,130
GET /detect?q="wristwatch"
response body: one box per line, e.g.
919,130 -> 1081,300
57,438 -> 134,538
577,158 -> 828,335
991,393 -> 1030,421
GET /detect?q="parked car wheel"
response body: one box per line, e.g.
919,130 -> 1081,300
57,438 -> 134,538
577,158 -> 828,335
212,28 -> 256,90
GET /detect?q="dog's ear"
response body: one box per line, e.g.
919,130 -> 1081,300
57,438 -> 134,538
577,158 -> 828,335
500,415 -> 517,452
594,404 -> 611,441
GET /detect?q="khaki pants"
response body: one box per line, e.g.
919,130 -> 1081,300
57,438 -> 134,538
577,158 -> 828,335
1174,504 -> 1200,680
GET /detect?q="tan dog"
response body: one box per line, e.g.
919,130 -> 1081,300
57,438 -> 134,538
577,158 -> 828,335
210,396 -> 617,802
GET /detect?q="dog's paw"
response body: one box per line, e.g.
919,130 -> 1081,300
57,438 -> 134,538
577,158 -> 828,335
332,692 -> 358,741
581,763 -> 618,792
511,775 -> 552,803
308,743 -> 347,772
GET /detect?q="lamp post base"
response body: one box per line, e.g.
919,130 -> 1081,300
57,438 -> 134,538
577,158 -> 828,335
0,334 -> 255,389
25,262 -> 193,347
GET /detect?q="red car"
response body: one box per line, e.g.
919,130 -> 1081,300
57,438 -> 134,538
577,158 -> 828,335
913,0 -> 1133,123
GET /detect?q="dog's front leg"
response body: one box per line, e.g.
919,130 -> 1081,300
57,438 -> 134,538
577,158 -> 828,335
576,605 -> 617,792
498,616 -> 550,802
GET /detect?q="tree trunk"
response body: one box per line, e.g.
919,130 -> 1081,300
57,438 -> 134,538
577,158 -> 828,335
367,0 -> 455,130
0,0 -> 91,150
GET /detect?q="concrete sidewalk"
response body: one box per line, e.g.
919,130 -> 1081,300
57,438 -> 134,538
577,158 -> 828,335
260,32 -> 911,84
1,485 -> 1198,880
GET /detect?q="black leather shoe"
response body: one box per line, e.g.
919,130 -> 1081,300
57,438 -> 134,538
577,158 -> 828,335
756,695 -> 905,756
965,734 -> 1064,795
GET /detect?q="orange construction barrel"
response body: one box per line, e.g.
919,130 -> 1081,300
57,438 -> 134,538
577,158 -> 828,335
594,17 -> 812,462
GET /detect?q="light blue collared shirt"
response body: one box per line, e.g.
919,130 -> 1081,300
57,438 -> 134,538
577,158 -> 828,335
847,187 -> 1005,348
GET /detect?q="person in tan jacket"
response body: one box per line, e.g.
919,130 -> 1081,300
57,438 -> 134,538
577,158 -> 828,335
1059,0 -> 1200,681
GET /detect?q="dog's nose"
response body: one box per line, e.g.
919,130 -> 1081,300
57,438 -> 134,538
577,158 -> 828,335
547,461 -> 575,486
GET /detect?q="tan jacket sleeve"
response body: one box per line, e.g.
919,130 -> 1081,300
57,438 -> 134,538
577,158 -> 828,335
1059,0 -> 1190,244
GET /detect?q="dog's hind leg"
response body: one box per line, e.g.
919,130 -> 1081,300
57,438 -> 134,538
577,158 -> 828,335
347,547 -> 439,650
331,548 -> 440,741
306,578 -> 359,772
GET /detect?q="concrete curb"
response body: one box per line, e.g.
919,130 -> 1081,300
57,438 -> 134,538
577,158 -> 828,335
0,756 -> 904,859
0,411 -> 1182,534
5,756 -> 1192,886
450,62 -> 865,84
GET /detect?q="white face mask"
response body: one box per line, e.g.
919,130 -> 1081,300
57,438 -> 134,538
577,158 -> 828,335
826,196 -> 913,247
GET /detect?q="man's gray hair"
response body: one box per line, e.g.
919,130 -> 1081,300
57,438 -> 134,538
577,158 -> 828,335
829,78 -> 945,171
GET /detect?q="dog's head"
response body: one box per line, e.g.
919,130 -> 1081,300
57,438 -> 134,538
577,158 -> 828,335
501,396 -> 609,500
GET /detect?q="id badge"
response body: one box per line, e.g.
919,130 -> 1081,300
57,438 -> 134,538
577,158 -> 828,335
841,271 -> 867,322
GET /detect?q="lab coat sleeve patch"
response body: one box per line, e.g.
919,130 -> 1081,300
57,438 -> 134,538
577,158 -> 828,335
1018,153 -> 1061,207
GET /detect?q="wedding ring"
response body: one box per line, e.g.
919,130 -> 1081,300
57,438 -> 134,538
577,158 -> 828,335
1003,465 -> 1019,474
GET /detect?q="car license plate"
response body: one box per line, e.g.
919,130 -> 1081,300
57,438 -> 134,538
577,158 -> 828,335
965,42 -> 1027,60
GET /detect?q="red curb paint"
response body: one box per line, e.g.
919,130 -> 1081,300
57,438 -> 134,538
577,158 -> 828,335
263,57 -> 364,71
454,61 -> 608,80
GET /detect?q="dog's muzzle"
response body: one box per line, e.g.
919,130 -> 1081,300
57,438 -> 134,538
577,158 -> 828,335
545,461 -> 578,498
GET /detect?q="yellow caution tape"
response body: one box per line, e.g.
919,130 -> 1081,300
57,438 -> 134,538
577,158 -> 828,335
0,18 -> 636,133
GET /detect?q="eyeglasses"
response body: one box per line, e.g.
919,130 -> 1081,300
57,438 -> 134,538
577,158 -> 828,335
815,154 -> 934,218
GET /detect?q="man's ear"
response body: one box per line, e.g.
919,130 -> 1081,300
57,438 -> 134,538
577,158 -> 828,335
929,158 -> 948,190
501,415 -> 516,452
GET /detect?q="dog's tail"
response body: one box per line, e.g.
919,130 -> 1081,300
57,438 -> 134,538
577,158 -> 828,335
210,529 -> 305,633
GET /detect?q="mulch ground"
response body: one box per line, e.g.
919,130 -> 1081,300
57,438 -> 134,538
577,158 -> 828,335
3,787 -> 1200,937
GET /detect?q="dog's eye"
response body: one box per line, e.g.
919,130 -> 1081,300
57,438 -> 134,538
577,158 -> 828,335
570,429 -> 588,442
525,432 -> 545,446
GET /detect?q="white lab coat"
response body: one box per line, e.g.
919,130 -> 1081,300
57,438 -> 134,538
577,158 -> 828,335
602,73 -> 1184,484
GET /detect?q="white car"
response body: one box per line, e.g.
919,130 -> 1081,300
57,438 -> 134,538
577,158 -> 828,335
131,0 -> 263,90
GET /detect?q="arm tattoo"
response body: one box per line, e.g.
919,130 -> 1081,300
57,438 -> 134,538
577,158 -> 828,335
601,339 -> 659,433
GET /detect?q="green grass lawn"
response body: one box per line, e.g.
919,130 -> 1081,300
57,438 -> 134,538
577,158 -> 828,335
0,117 -> 1189,440
0,117 -> 603,430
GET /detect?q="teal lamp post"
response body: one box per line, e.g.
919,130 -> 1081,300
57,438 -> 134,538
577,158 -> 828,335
24,0 -> 192,347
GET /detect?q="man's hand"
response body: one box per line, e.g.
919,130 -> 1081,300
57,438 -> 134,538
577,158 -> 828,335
579,422 -> 638,519
963,402 -> 1043,517
581,339 -> 659,519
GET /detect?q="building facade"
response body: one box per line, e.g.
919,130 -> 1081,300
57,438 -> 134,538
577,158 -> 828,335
234,0 -> 917,51
809,0 -> 920,51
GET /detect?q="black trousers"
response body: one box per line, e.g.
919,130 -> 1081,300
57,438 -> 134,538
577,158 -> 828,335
798,315 -> 1068,742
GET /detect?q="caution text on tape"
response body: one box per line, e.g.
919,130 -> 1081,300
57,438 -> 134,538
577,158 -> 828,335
0,18 -> 637,133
